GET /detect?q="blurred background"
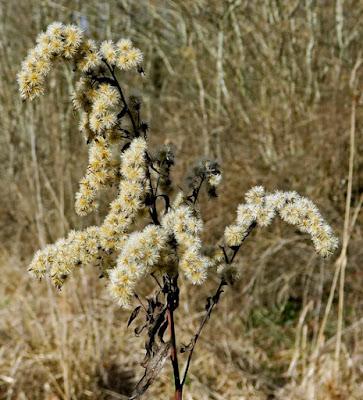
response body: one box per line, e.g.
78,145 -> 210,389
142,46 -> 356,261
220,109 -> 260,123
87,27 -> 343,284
0,0 -> 362,399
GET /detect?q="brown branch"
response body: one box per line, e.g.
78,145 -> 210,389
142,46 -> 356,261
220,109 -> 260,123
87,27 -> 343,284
181,278 -> 227,386
166,274 -> 183,399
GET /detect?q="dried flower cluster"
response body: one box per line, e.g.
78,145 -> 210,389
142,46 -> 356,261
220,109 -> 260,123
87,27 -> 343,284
17,22 -> 143,101
17,22 -> 83,99
99,137 -> 148,252
75,137 -> 115,215
224,186 -> 339,257
163,203 -> 211,284
17,22 -> 144,219
21,22 -> 338,309
29,226 -> 101,288
29,137 -> 148,288
100,38 -> 143,71
109,225 -> 167,306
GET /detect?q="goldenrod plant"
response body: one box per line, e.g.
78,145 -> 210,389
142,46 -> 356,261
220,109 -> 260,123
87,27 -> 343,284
18,22 -> 339,400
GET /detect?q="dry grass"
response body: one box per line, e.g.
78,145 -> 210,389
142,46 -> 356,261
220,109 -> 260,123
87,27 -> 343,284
0,0 -> 362,399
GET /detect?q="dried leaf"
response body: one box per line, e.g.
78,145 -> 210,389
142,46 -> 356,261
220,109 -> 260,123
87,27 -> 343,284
117,105 -> 128,119
128,306 -> 141,327
131,342 -> 171,399
205,296 -> 212,311
135,324 -> 147,336
180,341 -> 193,353
157,320 -> 168,343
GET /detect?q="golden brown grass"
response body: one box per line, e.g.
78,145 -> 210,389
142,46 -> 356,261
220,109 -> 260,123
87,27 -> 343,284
0,0 -> 362,399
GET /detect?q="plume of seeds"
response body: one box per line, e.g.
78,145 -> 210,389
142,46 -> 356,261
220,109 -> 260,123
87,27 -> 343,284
20,23 -> 338,311
17,22 -> 83,100
224,186 -> 339,258
75,137 -> 116,216
28,137 -> 148,289
162,197 -> 212,285
109,225 -> 168,307
99,137 -> 148,251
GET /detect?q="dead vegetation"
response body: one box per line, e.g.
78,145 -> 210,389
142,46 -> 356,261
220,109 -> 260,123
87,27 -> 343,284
0,0 -> 362,399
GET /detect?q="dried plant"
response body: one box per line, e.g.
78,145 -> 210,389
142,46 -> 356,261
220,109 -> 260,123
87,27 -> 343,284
18,22 -> 339,399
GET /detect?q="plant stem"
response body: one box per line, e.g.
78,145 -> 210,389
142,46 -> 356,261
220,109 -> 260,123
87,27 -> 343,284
103,60 -> 138,135
335,94 -> 356,369
181,278 -> 226,387
167,306 -> 183,399
193,175 -> 205,205
166,275 -> 183,399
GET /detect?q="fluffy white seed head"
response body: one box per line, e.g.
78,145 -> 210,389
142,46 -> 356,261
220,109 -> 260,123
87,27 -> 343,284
18,22 -> 84,100
99,138 -> 147,251
63,25 -> 83,58
29,227 -> 101,289
237,204 -> 258,226
75,137 -> 113,216
116,42 -> 143,70
245,186 -> 265,206
116,38 -> 133,52
226,186 -> 338,257
161,202 -> 212,283
108,225 -> 168,306
208,173 -> 222,187
224,224 -> 249,247
100,40 -> 117,64
76,39 -> 101,72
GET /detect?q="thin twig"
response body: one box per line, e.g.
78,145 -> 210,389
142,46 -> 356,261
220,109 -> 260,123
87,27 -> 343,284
134,293 -> 148,314
193,175 -> 205,205
181,278 -> 227,386
335,94 -> 357,367
151,273 -> 162,289
102,60 -> 138,135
